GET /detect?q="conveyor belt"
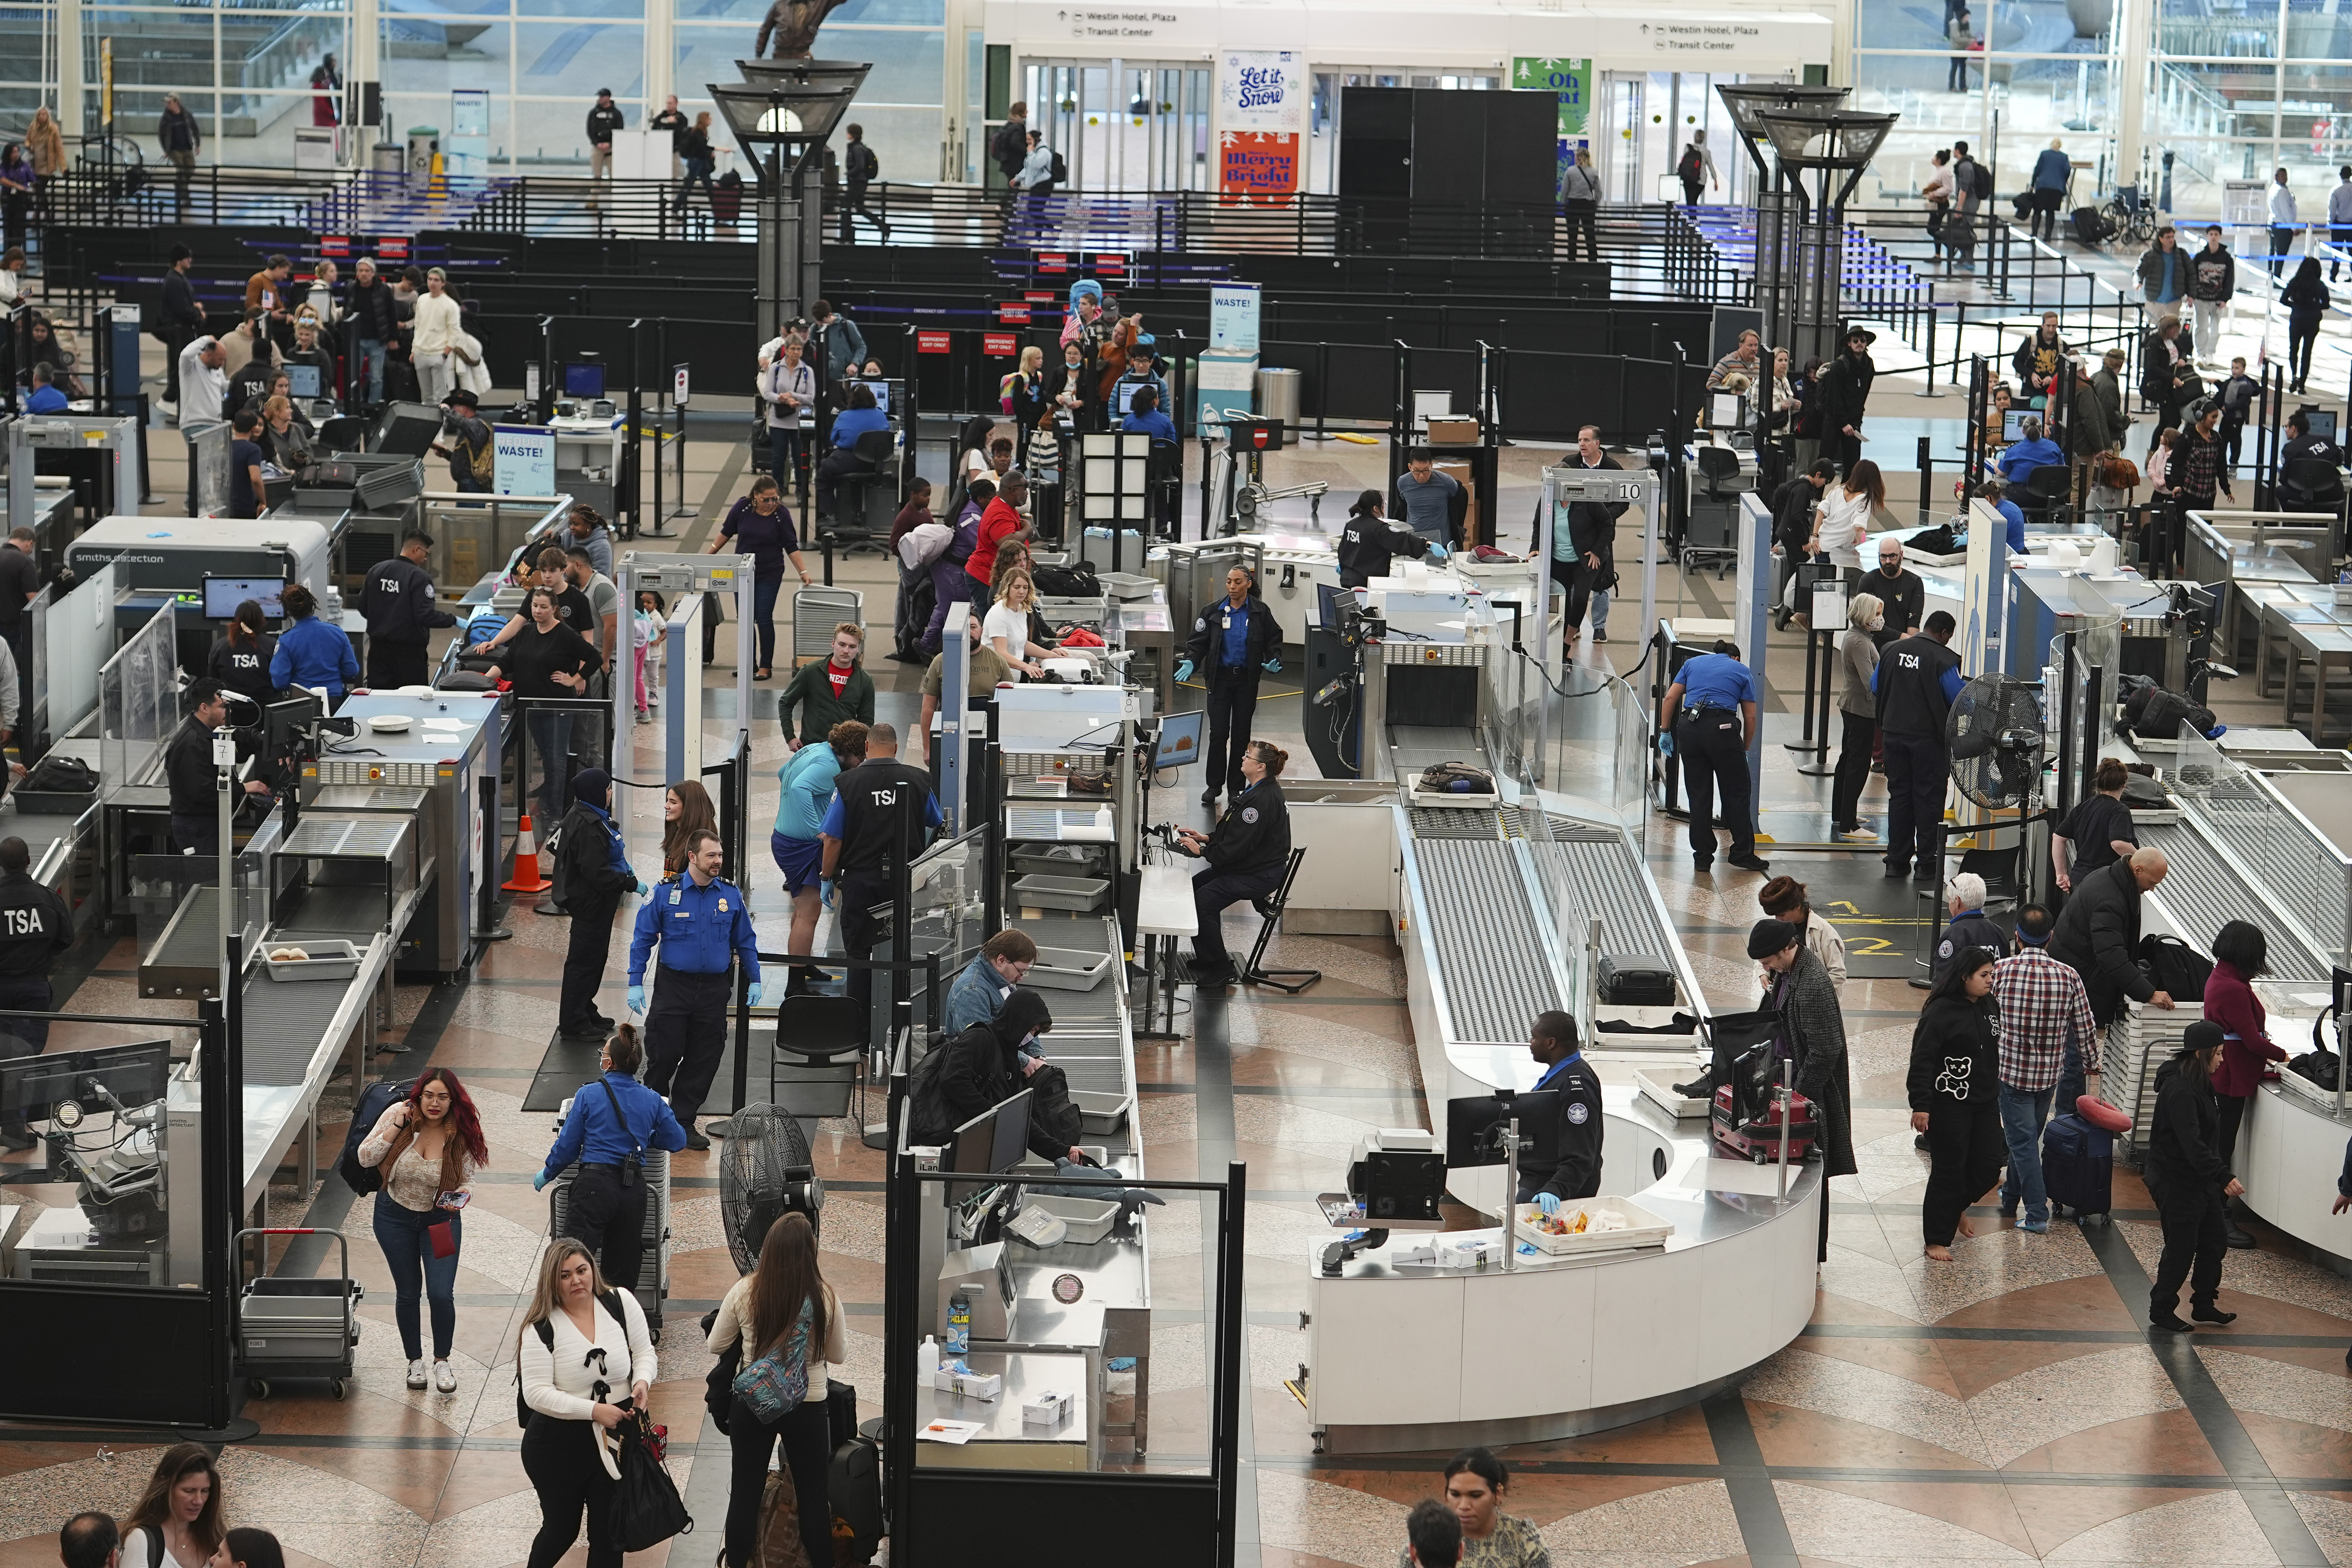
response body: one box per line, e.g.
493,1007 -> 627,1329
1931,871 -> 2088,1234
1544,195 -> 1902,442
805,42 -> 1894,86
1409,808 -> 1517,840
150,888 -> 221,972
272,883 -> 394,941
240,969 -> 347,1086
1556,840 -> 1682,967
1010,914 -> 1127,1097
2136,820 -> 2328,981
1413,839 -> 1564,1044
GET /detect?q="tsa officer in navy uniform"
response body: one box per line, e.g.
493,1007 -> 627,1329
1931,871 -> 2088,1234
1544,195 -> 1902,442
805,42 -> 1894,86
0,835 -> 71,1151
1517,1010 -> 1603,1205
531,1021 -> 687,1290
627,827 -> 762,1150
1178,566 -> 1283,812
1175,738 -> 1292,986
1657,641 -> 1771,874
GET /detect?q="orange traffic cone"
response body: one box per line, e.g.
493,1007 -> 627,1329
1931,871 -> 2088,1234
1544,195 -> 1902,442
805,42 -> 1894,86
503,811 -> 552,894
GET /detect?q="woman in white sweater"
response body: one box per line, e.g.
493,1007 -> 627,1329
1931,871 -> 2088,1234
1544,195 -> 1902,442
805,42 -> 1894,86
519,1240 -> 657,1568
982,566 -> 1052,679
710,1212 -> 846,1568
410,265 -> 463,406
1808,458 -> 1886,573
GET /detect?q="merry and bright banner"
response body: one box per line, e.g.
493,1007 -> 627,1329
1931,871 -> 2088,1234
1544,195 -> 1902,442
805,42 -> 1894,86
1214,49 -> 1304,202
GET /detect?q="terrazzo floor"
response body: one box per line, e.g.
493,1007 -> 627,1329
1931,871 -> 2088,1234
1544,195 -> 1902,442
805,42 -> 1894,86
4,393 -> 2352,1568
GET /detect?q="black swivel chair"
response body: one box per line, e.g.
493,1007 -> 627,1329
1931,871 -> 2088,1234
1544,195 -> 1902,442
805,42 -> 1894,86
825,429 -> 897,558
1240,848 -> 1320,994
2278,457 -> 2347,514
2019,462 -> 2072,520
766,991 -> 866,1120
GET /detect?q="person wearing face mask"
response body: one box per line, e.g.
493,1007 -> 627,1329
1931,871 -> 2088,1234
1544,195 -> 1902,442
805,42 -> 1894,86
1050,338 -> 1098,431
909,986 -> 1096,1162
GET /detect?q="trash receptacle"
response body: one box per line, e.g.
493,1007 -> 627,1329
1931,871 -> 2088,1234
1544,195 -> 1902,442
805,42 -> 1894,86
407,127 -> 441,178
371,142 -> 405,177
1254,366 -> 1302,443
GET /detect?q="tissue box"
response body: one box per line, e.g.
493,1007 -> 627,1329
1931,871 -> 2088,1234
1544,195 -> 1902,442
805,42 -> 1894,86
1021,1390 -> 1074,1426
936,1367 -> 1004,1401
1435,1236 -> 1504,1270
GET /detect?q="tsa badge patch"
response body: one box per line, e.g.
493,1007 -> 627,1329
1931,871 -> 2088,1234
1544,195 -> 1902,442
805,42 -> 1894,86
1242,807 -> 1259,823
1565,1101 -> 1590,1125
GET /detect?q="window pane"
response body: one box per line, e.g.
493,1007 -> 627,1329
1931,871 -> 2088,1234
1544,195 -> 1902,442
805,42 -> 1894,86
515,20 -> 643,112
673,0 -> 943,22
383,20 -> 513,116
2159,0 -> 2281,58
2155,60 -> 2280,139
1850,49 -> 1992,122
832,27 -> 943,106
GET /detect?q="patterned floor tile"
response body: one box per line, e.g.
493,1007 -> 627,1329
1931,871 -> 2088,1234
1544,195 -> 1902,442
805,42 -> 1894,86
2038,1488 -> 2280,1565
1775,1479 -> 2035,1560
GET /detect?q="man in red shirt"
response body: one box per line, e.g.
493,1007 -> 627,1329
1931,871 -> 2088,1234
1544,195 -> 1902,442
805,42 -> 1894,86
967,470 -> 1029,593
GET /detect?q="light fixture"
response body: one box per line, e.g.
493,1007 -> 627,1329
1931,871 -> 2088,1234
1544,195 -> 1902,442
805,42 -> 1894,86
1752,109 -> 1899,172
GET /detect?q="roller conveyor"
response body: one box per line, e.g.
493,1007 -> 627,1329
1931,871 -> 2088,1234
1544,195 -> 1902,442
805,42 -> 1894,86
2136,820 -> 2328,980
1412,838 -> 1566,1044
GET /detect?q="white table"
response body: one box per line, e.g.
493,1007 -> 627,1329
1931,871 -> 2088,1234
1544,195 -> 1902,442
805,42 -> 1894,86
1134,858 -> 1197,1040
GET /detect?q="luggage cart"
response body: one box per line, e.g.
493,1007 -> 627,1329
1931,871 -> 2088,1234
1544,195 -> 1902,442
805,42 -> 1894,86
235,1227 -> 363,1400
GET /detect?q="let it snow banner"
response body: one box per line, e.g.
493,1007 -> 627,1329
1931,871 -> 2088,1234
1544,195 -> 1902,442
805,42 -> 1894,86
1216,49 -> 1303,201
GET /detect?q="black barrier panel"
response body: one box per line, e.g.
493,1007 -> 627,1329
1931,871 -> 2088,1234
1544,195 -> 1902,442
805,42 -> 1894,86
1407,348 -> 1481,410
2,1283 -> 221,1426
906,1473 -> 1219,1567
1321,343 -> 1397,424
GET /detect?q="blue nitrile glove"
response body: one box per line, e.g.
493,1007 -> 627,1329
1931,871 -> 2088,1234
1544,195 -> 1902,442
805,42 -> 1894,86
1261,657 -> 1281,673
820,878 -> 835,909
746,982 -> 764,1008
634,879 -> 650,895
532,1170 -> 549,1192
1657,731 -> 1675,758
626,984 -> 646,1015
1535,1193 -> 1562,1216
1175,659 -> 1195,684
1429,543 -> 1448,560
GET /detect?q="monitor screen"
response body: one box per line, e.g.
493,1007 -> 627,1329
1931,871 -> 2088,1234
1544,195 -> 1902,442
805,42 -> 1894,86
2002,408 -> 2034,442
563,361 -> 606,400
851,378 -> 891,415
264,690 -> 323,759
1445,1090 -> 1561,1170
1151,709 -> 1204,771
1114,377 -> 1153,418
988,1088 -> 1033,1172
1317,581 -> 1346,630
203,576 -> 288,620
1708,391 -> 1743,428
2305,409 -> 2338,442
285,364 -> 322,400
0,1040 -> 171,1122
947,1104 -> 998,1204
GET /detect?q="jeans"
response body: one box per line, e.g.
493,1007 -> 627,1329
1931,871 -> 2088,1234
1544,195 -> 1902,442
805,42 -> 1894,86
356,337 -> 385,404
679,156 -> 715,207
371,1196 -> 460,1360
767,425 -> 805,492
724,1396 -> 832,1568
751,575 -> 782,671
526,709 -> 575,825
1998,1082 -> 2056,1221
2269,224 -> 2293,278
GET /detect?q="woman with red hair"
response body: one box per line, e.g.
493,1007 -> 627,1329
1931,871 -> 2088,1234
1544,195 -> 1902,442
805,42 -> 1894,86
359,1067 -> 488,1393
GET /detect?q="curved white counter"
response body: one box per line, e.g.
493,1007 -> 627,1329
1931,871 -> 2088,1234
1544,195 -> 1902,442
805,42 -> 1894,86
1302,1086 -> 1823,1454
2238,1077 -> 2352,1254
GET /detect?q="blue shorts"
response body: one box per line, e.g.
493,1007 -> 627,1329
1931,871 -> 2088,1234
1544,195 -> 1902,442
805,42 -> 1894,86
772,830 -> 824,895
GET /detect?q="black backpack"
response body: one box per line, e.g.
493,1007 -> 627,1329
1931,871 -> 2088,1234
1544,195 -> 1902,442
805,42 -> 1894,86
517,1288 -> 626,1428
1676,146 -> 1703,183
849,142 -> 878,183
338,1078 -> 414,1196
1049,149 -> 1068,183
1033,561 -> 1100,598
2136,933 -> 2213,1002
1027,1062 -> 1084,1147
18,754 -> 96,794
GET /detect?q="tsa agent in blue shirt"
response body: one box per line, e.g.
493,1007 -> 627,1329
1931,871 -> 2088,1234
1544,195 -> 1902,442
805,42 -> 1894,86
24,367 -> 67,413
1982,479 -> 2029,553
1659,644 -> 1768,873
531,1023 -> 686,1289
267,583 -> 359,700
626,830 -> 762,1149
1996,421 -> 2065,483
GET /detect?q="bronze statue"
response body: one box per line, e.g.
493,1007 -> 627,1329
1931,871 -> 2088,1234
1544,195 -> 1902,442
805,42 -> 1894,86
756,0 -> 849,58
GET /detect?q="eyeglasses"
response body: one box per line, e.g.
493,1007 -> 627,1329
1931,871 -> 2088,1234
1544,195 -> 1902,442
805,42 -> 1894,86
753,494 -> 779,509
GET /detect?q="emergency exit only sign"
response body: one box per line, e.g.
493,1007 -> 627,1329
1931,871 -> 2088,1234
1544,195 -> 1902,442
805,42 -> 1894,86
917,330 -> 951,354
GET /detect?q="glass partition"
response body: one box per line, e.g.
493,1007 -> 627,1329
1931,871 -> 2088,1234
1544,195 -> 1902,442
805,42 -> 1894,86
2172,733 -> 2352,964
100,604 -> 180,792
46,563 -> 117,750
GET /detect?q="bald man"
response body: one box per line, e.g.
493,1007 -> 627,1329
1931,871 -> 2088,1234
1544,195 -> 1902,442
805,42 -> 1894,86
2047,846 -> 2173,1028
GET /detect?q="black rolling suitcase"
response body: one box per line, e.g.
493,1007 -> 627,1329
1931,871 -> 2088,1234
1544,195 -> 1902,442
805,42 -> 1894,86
2042,1111 -> 2114,1221
2071,206 -> 2115,245
1598,955 -> 1676,1005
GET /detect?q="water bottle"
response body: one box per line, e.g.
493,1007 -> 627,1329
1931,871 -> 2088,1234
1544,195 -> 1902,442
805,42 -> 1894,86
946,1292 -> 970,1356
916,1335 -> 939,1383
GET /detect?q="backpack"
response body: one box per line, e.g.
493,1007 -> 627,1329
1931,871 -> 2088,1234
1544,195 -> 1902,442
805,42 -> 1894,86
543,810 -> 573,905
733,1298 -> 815,1421
18,754 -> 96,795
1033,561 -> 1101,598
1049,149 -> 1068,183
849,142 -> 878,183
1909,523 -> 1961,555
515,1288 -> 626,1428
2136,933 -> 2213,1002
753,1470 -> 812,1568
1419,760 -> 1496,795
2124,684 -> 2215,740
338,1078 -> 414,1196
1966,159 -> 1993,199
906,1028 -> 955,1146
465,429 -> 494,486
1676,146 -> 1703,183
1026,1062 -> 1084,1147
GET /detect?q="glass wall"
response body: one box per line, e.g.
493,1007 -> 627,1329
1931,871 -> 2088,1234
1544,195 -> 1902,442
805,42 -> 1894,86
82,0 -> 353,164
676,0 -> 947,186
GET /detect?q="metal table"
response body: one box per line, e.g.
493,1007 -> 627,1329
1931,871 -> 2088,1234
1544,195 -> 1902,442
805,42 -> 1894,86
915,1351 -> 1092,1470
2281,621 -> 2352,741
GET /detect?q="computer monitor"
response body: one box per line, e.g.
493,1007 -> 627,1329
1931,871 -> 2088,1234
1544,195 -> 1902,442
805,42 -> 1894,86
1445,1090 -> 1561,1170
1708,391 -> 1743,429
1114,377 -> 1153,418
284,364 -> 322,401
1150,710 -> 1204,771
202,576 -> 288,620
988,1087 -> 1034,1172
2002,408 -> 2034,442
2304,408 -> 2338,442
947,1104 -> 998,1205
851,378 -> 891,415
562,362 -> 606,400
0,1040 -> 172,1125
264,689 -> 324,759
1317,581 -> 1346,631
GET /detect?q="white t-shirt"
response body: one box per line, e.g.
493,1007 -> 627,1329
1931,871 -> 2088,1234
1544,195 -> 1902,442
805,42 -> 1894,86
119,1529 -> 209,1568
1817,488 -> 1875,570
982,601 -> 1031,669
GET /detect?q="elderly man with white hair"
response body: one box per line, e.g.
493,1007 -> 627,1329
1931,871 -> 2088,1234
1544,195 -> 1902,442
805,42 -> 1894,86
1935,871 -> 2005,985
2048,846 -> 2175,1029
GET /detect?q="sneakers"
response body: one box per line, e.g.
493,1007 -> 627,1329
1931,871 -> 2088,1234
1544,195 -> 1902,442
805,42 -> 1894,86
1591,630 -> 1609,644
1837,826 -> 1876,841
636,708 -> 653,726
434,1360 -> 457,1392
406,1359 -> 427,1390
2019,1215 -> 2049,1234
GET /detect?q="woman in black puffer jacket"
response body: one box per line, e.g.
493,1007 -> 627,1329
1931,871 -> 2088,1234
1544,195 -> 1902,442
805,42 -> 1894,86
2145,1021 -> 2242,1331
1908,945 -> 2003,1262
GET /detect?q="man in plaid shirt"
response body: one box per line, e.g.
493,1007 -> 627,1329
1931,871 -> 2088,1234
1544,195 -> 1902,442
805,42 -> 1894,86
1992,903 -> 2098,1232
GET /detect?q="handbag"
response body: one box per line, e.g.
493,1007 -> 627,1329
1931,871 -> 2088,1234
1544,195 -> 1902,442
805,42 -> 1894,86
613,1408 -> 693,1552
731,1298 -> 813,1421
701,1308 -> 739,1434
